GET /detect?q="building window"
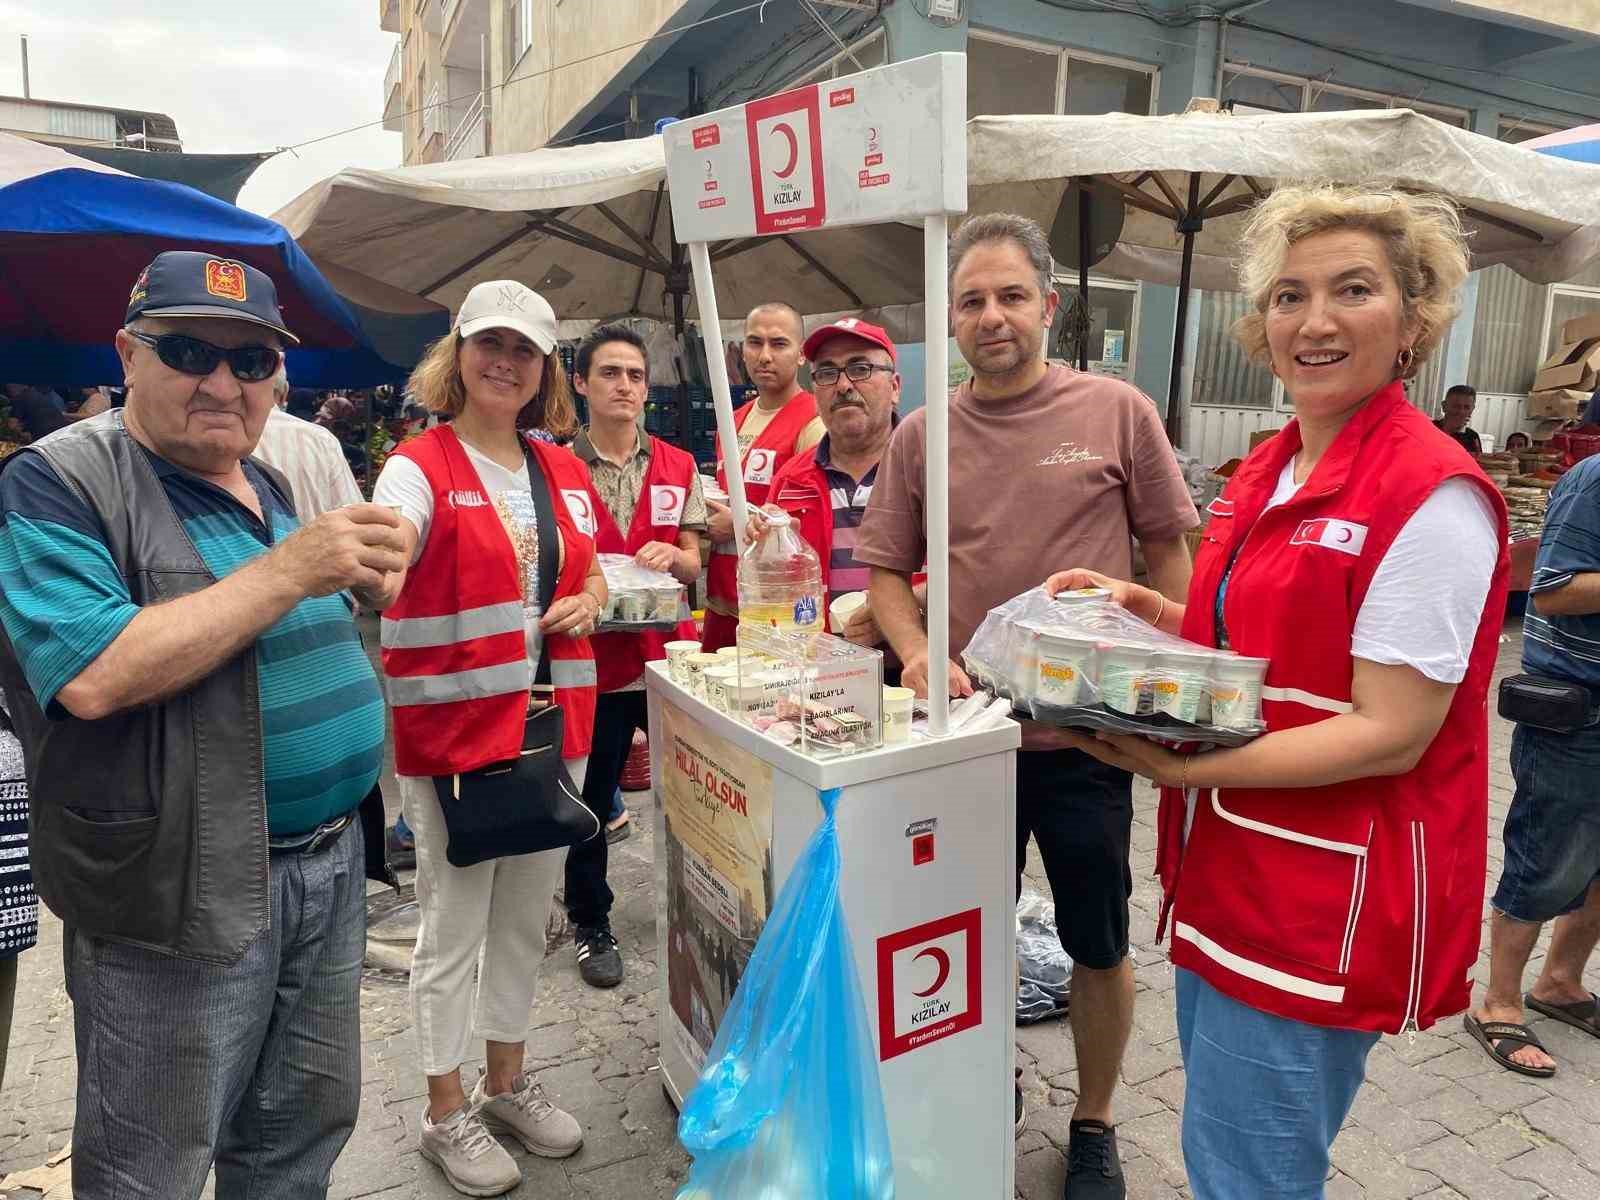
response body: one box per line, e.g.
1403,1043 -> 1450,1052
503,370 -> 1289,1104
1499,116 -> 1562,144
968,31 -> 1158,119
1221,64 -> 1467,126
1064,56 -> 1153,118
506,0 -> 532,75
1050,276 -> 1141,380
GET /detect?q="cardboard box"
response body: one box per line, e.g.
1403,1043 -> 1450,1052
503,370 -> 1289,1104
1532,338 -> 1600,393
1561,312 -> 1600,346
1527,389 -> 1590,420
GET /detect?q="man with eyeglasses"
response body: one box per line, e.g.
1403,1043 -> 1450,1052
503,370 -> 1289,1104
0,251 -> 409,1199
565,323 -> 705,989
750,318 -> 907,656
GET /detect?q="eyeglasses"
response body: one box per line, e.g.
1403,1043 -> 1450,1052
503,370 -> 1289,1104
127,331 -> 282,383
810,362 -> 894,387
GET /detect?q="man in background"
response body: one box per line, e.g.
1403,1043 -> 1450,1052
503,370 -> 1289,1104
1436,384 -> 1484,453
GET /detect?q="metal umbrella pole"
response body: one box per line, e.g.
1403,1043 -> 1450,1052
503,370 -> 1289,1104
1165,171 -> 1202,449
1077,178 -> 1092,373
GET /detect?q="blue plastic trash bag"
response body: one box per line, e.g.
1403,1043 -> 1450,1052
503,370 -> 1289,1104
676,787 -> 894,1199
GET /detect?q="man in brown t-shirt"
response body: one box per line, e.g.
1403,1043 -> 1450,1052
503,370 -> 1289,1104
856,213 -> 1196,1198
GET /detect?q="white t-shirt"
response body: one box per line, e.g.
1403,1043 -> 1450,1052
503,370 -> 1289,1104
373,441 -> 545,663
251,407 -> 362,521
1264,460 -> 1499,684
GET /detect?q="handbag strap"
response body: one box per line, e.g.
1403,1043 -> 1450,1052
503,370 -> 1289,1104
520,439 -> 563,687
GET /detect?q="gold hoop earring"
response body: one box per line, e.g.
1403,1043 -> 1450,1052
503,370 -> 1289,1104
1396,347 -> 1415,374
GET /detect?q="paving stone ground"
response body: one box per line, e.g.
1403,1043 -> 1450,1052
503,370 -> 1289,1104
3,618 -> 1598,1198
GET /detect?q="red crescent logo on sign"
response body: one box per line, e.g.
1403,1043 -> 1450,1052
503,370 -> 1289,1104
772,123 -> 799,179
912,947 -> 951,997
1336,527 -> 1354,543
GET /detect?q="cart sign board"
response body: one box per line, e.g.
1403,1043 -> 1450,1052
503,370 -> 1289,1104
664,52 -> 966,243
876,907 -> 983,1061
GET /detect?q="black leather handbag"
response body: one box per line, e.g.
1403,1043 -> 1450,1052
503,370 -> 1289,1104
432,444 -> 600,868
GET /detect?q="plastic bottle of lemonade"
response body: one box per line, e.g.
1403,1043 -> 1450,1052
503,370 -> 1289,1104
737,511 -> 825,634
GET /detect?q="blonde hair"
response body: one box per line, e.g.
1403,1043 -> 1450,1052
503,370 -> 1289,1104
1232,184 -> 1470,379
406,330 -> 578,439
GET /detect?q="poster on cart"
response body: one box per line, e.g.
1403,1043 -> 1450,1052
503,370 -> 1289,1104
659,701 -> 775,1071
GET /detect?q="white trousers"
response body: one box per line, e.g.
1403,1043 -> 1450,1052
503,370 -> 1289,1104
400,757 -> 588,1076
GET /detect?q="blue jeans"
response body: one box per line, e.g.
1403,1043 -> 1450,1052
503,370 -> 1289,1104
1492,722 -> 1600,923
1176,968 -> 1377,1200
65,820 -> 366,1199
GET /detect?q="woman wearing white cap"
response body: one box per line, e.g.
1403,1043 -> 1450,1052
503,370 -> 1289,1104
366,281 -> 606,1196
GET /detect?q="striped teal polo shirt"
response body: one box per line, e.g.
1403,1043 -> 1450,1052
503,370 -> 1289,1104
0,445 -> 384,835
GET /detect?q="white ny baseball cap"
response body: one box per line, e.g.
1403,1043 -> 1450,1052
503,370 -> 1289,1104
455,280 -> 558,353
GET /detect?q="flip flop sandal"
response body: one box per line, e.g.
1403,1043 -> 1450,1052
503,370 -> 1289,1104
1526,991 -> 1600,1040
1463,1013 -> 1557,1078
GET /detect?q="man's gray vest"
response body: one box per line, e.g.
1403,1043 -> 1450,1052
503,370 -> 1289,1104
0,412 -> 287,963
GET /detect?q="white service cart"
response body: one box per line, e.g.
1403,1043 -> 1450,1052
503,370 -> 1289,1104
651,51 -> 1022,1198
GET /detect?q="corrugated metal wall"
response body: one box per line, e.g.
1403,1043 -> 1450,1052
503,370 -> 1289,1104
0,100 -> 116,142
1468,265 -> 1544,395
1190,290 -> 1275,410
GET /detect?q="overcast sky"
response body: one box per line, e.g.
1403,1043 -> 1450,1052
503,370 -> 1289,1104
0,0 -> 400,217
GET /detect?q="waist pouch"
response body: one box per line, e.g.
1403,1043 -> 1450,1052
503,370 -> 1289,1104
1498,673 -> 1600,732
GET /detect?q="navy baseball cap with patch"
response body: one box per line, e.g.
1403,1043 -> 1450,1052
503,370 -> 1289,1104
125,251 -> 299,344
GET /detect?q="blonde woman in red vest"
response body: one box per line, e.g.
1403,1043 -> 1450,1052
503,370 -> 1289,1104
366,281 -> 605,1197
701,301 -> 825,650
1047,186 -> 1509,1200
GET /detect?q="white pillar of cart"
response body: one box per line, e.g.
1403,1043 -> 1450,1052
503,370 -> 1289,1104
665,52 -> 965,735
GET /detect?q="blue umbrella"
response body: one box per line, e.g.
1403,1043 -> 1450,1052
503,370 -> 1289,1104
1525,123 -> 1600,166
0,133 -> 446,387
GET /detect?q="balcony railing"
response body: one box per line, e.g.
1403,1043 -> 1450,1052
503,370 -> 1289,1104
422,84 -> 446,142
382,43 -> 403,132
445,92 -> 486,161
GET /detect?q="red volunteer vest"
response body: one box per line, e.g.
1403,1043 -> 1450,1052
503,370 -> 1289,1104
706,391 -> 818,606
586,435 -> 699,692
382,427 -> 598,774
1155,383 -> 1510,1035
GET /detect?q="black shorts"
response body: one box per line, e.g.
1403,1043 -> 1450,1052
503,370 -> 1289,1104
1015,747 -> 1134,970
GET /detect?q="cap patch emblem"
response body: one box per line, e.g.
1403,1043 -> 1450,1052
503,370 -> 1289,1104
205,259 -> 248,303
127,266 -> 150,307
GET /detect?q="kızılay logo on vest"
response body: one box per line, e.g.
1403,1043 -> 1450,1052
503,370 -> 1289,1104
449,490 -> 488,508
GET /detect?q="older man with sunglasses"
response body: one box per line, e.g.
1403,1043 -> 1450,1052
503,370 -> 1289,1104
0,252 -> 409,1199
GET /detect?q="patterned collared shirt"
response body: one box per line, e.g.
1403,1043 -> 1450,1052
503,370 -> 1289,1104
572,428 -> 708,536
812,433 -> 879,595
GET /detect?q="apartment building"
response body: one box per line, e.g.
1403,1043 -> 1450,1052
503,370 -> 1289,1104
380,0 -> 690,164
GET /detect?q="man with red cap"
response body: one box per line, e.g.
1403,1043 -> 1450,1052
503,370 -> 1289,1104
748,317 -> 906,652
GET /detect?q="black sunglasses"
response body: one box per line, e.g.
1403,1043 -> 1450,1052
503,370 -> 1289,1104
127,331 -> 282,383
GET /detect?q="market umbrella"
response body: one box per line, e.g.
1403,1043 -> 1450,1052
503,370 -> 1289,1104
967,108 -> 1600,445
0,133 -> 447,387
1524,123 -> 1600,166
273,134 -> 926,330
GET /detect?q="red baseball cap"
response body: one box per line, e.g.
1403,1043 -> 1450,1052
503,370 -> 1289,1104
803,317 -> 897,364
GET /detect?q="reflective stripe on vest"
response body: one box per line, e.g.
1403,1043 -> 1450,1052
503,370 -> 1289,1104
386,661 -> 529,706
551,657 -> 597,688
380,601 -> 525,649
386,651 -> 597,706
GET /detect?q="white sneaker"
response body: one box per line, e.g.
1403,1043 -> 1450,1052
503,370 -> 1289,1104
471,1069 -> 584,1158
419,1102 -> 521,1197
